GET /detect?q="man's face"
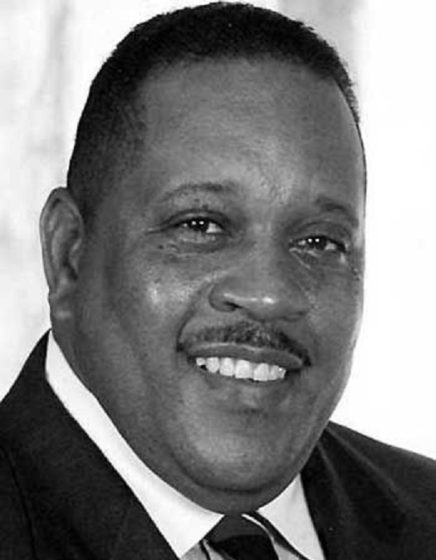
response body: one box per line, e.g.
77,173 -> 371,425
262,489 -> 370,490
72,59 -> 365,512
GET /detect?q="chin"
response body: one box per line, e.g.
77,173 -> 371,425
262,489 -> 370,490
185,462 -> 293,513
172,438 -> 301,512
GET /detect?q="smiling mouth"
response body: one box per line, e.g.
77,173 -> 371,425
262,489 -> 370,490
180,324 -> 310,384
194,356 -> 288,383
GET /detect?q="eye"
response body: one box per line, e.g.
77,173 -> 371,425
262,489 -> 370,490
167,215 -> 227,249
290,235 -> 347,258
179,217 -> 223,235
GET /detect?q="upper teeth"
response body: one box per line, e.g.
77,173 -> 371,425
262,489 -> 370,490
195,357 -> 286,382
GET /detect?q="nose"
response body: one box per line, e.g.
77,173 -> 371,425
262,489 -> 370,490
208,248 -> 311,323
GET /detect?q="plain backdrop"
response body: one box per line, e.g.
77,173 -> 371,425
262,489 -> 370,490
1,0 -> 435,459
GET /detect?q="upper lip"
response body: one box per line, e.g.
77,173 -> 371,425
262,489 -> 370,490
182,342 -> 310,372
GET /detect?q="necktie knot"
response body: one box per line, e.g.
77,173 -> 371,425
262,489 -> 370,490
207,515 -> 279,560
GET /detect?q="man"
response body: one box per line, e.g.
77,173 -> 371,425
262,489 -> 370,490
1,2 -> 435,559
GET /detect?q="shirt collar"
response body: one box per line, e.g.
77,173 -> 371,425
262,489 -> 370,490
46,331 -> 322,559
260,477 -> 324,560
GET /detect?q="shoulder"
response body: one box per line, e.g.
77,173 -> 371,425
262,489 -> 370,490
0,336 -> 49,559
323,422 -> 436,513
303,423 -> 436,553
325,422 -> 436,482
0,444 -> 34,558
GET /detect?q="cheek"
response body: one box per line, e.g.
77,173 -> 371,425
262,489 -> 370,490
301,283 -> 363,425
103,251 -> 204,348
305,256 -> 363,326
314,278 -> 363,374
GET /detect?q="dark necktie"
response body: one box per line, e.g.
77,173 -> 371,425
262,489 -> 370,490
207,515 -> 279,560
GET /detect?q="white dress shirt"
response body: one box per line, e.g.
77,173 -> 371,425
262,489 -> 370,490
46,332 -> 324,560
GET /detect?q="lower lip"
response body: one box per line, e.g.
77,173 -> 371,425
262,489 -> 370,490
181,354 -> 304,411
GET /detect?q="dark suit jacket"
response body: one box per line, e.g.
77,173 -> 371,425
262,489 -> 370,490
1,334 -> 436,559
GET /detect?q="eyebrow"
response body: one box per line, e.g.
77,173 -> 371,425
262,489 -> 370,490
159,181 -> 238,204
314,194 -> 360,228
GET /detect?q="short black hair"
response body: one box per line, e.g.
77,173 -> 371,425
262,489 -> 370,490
67,1 -> 361,224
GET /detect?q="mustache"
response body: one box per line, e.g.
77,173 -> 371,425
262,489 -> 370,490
179,321 -> 311,365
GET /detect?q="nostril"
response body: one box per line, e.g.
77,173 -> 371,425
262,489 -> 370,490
209,283 -> 243,313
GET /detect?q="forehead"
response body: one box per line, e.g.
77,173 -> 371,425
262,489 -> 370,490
120,58 -> 364,212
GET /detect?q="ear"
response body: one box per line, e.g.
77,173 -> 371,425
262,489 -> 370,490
40,187 -> 85,321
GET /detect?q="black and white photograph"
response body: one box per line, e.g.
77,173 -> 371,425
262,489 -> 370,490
1,1 -> 435,558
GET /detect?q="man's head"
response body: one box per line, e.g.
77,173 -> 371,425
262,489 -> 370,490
40,2 -> 365,513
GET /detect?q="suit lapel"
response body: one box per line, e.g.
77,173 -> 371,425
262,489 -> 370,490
302,426 -> 406,560
0,334 -> 177,560
109,498 -> 177,560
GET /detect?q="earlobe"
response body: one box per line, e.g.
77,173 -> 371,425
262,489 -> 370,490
40,187 -> 85,320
